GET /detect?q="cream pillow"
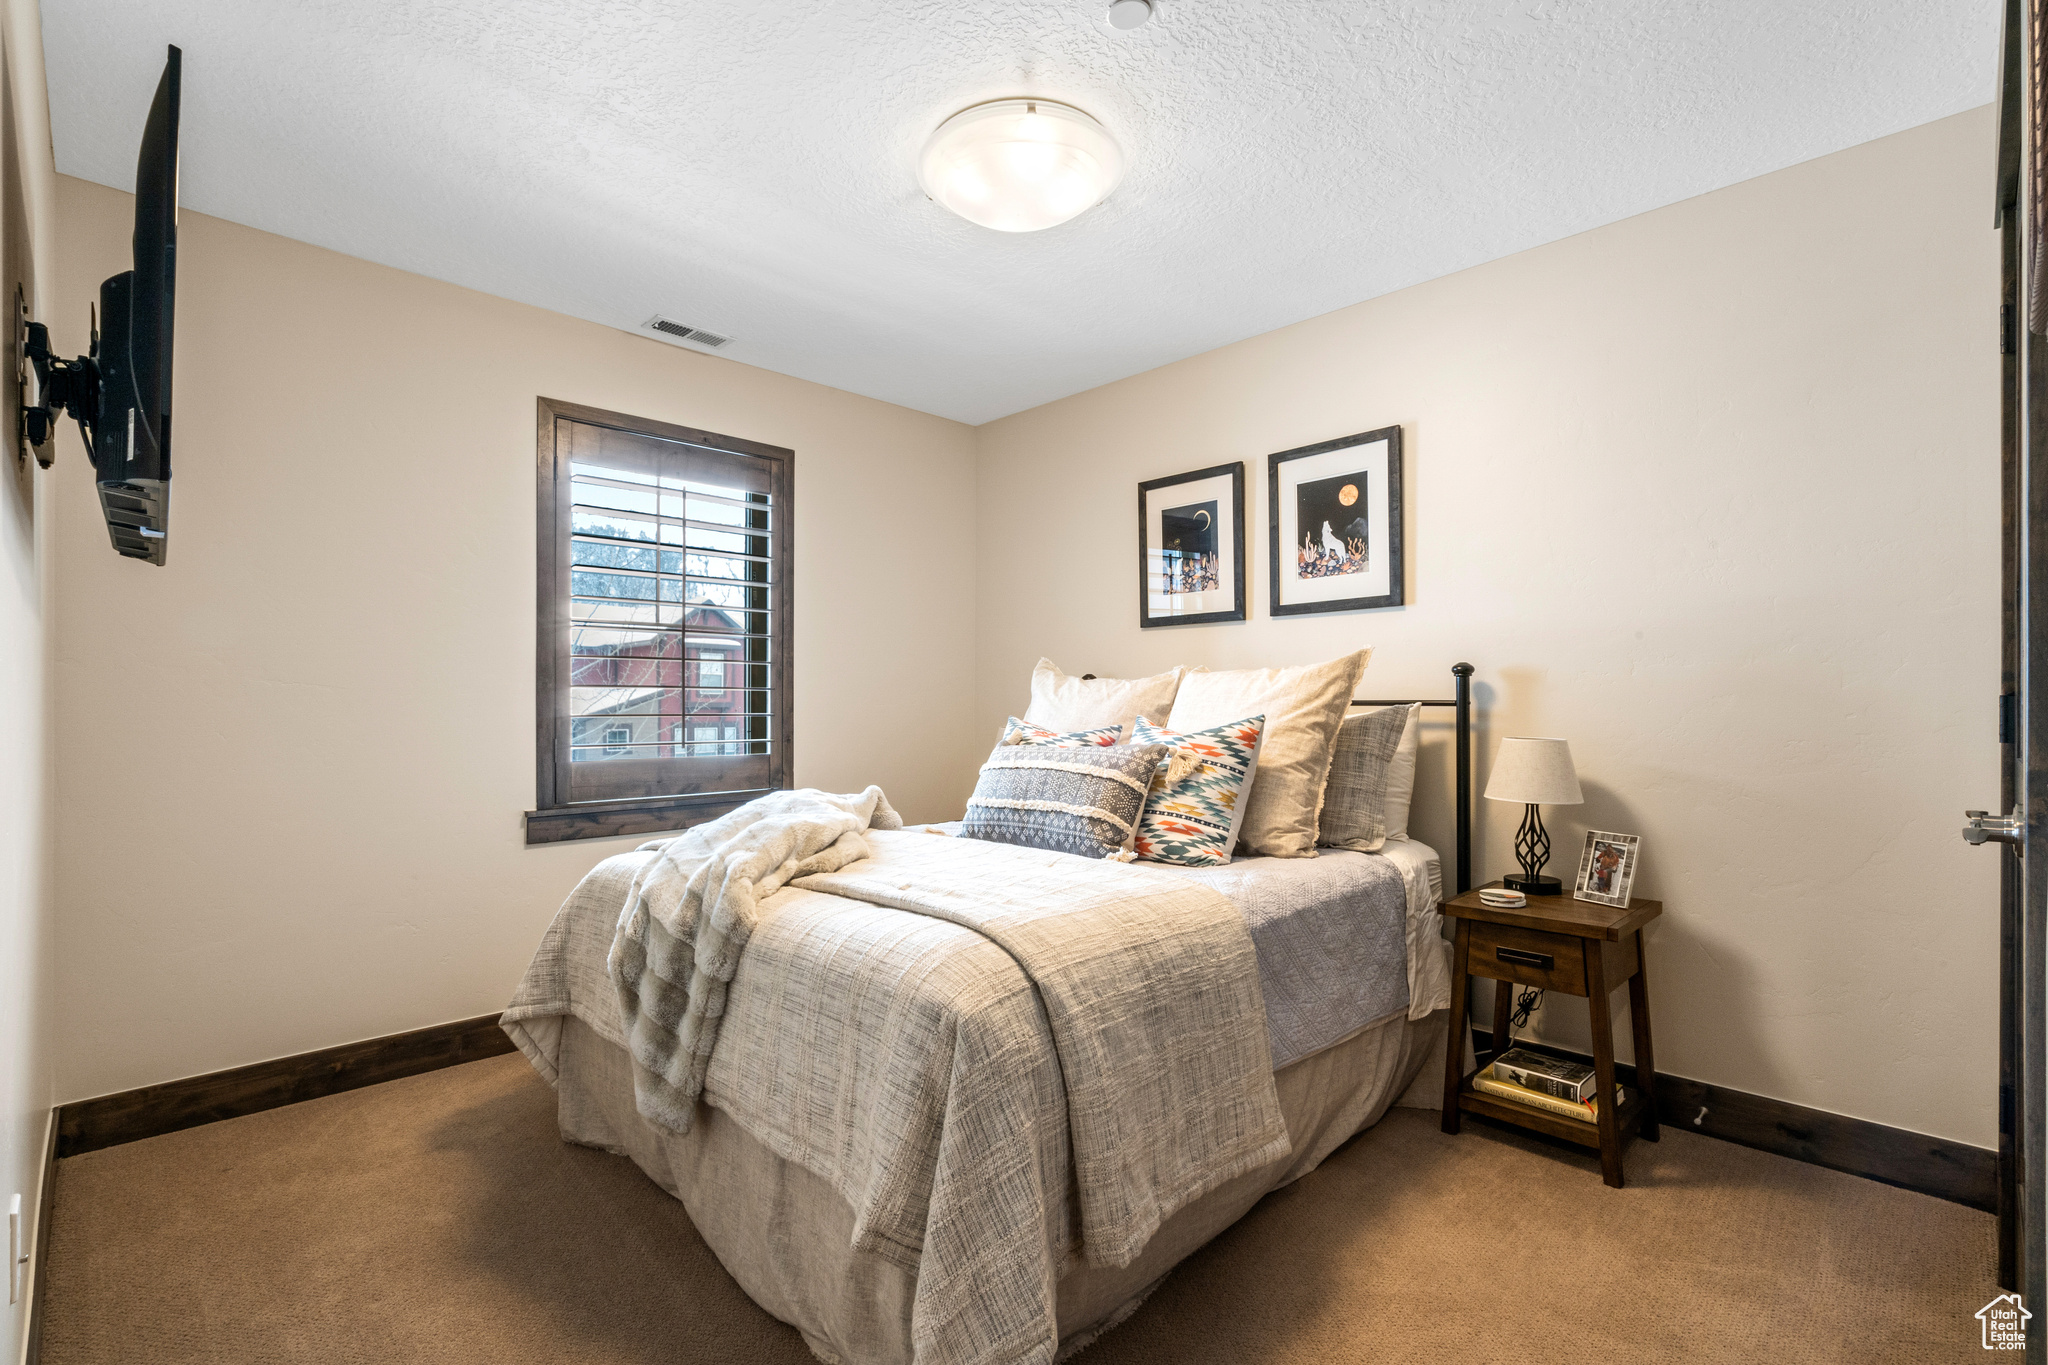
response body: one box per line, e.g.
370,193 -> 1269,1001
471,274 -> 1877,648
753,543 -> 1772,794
1021,658 -> 1189,743
1167,649 -> 1372,858
1382,704 -> 1420,841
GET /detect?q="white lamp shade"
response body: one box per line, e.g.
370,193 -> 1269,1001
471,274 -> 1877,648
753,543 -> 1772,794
919,99 -> 1124,233
1484,737 -> 1583,806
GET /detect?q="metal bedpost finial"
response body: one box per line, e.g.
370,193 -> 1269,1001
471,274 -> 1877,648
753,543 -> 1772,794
1453,661 -> 1473,896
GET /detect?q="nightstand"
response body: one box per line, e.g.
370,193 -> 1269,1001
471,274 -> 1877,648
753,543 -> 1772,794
1440,880 -> 1662,1188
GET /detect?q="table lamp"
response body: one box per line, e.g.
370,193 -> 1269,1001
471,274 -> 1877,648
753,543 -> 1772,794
1484,737 -> 1583,896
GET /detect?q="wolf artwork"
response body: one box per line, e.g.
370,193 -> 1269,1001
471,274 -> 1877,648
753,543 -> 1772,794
1295,471 -> 1370,581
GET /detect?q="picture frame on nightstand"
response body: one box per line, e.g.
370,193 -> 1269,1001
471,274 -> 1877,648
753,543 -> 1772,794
1573,831 -> 1640,907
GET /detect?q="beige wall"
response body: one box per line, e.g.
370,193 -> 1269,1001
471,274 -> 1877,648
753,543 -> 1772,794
0,0 -> 54,1355
47,105 -> 2006,1152
974,108 -> 2003,1147
50,176 -> 981,1103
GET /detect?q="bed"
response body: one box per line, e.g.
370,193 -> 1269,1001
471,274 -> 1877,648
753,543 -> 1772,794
503,664 -> 1476,1365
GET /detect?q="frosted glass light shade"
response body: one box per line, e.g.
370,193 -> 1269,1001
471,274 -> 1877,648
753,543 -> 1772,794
1484,737 -> 1584,806
919,99 -> 1124,233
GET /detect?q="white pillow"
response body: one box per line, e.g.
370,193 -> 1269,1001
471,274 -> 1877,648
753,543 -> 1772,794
1167,649 -> 1372,858
1383,703 -> 1420,841
1021,658 -> 1189,743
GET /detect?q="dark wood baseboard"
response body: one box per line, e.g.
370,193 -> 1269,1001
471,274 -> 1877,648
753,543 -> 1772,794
44,1012 -> 1995,1216
56,1014 -> 518,1159
1472,1028 -> 1997,1213
23,1107 -> 55,1365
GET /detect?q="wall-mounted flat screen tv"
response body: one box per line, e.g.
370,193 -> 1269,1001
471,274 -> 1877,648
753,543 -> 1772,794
93,45 -> 181,563
21,44 -> 180,564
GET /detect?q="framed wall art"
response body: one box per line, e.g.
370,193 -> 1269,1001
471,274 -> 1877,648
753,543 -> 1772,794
1268,425 -> 1403,616
1137,461 -> 1246,628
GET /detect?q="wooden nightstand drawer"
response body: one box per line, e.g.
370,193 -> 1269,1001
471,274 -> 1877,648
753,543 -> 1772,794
1466,921 -> 1587,995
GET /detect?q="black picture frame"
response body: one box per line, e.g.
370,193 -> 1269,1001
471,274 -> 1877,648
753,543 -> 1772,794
1268,425 -> 1404,616
1137,461 -> 1246,628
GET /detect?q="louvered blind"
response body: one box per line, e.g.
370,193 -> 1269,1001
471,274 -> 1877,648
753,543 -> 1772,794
565,447 -> 775,765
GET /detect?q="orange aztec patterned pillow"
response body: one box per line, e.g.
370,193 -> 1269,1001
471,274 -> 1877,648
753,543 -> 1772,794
1130,713 -> 1266,866
998,716 -> 1124,748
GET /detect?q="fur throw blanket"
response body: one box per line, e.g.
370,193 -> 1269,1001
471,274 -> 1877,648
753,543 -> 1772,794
607,785 -> 902,1132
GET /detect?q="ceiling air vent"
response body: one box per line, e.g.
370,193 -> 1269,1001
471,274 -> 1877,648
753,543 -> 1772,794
647,316 -> 733,348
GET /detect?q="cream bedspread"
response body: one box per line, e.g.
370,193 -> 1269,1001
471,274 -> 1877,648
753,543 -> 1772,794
505,824 -> 1290,1365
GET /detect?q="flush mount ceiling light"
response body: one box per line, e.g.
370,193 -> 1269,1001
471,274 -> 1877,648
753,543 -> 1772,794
1107,0 -> 1154,30
919,98 -> 1125,233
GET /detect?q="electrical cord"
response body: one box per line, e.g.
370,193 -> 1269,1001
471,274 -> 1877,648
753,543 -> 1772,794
1487,987 -> 1545,1061
1510,987 -> 1543,1032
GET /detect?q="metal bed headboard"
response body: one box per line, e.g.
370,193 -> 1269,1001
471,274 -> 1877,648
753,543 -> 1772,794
1351,662 -> 1475,895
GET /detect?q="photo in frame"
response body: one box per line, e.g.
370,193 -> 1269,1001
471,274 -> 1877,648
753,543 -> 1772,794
1269,426 -> 1404,615
1138,462 -> 1246,627
1573,831 -> 1641,908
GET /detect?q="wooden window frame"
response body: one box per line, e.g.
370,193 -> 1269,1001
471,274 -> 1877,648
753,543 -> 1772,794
525,397 -> 795,845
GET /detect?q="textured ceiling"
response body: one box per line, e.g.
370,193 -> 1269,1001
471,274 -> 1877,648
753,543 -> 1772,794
45,1 -> 1998,425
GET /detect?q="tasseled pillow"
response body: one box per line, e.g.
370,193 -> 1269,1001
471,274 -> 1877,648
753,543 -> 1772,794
1129,714 -> 1266,867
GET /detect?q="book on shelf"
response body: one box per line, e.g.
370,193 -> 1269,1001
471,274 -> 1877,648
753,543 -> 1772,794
1494,1046 -> 1596,1103
1473,1064 -> 1623,1125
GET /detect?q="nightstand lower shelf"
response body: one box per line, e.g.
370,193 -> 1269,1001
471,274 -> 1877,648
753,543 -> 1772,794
1454,1068 -> 1651,1150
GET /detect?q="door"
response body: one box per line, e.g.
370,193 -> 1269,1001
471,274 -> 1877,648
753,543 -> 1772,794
1990,1 -> 2045,1349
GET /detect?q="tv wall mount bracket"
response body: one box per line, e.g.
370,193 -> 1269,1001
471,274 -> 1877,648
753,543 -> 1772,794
16,284 -> 100,471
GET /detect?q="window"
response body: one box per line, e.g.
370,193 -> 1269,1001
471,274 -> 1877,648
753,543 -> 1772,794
529,398 -> 793,844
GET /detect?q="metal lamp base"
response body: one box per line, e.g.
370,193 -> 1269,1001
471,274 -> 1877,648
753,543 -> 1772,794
1507,804 -> 1562,897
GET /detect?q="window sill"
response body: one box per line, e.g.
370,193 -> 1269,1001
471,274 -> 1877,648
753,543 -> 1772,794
524,789 -> 774,846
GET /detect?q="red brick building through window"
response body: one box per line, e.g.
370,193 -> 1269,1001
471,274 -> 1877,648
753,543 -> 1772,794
566,605 -> 749,756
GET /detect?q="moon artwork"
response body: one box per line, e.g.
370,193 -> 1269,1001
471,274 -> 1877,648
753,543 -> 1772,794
1269,426 -> 1401,615
1294,472 -> 1370,580
1160,500 -> 1220,594
1139,463 -> 1245,628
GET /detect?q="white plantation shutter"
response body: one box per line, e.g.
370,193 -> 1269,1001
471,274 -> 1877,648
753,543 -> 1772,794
565,468 -> 773,761
532,401 -> 793,840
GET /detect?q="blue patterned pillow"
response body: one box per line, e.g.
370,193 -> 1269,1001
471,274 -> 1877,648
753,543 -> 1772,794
962,742 -> 1170,859
998,716 -> 1124,748
1130,714 -> 1266,867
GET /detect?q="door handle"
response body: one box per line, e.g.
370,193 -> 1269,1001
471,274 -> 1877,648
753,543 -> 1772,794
1964,808 -> 2025,848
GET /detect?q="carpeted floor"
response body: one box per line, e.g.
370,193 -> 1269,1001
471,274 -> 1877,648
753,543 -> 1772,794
40,1052 -> 1995,1364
